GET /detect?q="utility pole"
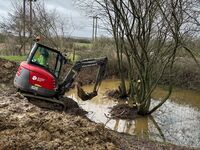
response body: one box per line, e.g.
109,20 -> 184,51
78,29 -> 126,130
95,16 -> 98,41
29,0 -> 32,49
91,16 -> 99,42
22,0 -> 37,54
29,0 -> 37,48
23,0 -> 26,55
92,16 -> 95,42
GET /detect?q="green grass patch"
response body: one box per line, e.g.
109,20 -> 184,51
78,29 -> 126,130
67,53 -> 81,63
74,42 -> 92,47
0,55 -> 27,62
74,42 -> 92,50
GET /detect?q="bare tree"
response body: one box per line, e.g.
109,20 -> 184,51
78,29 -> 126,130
32,2 -> 69,50
0,1 -> 71,54
0,1 -> 26,55
76,0 -> 200,115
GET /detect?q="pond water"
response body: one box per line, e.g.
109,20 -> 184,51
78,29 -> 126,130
67,79 -> 200,148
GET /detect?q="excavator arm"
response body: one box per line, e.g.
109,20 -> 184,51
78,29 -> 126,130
57,57 -> 108,100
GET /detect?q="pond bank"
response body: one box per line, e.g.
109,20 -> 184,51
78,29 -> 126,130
67,79 -> 200,148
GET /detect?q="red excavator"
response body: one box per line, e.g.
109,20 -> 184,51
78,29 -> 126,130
14,42 -> 107,109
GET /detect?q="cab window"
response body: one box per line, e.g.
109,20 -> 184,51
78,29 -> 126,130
31,45 -> 61,77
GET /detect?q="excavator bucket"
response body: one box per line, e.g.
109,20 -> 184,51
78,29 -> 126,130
77,84 -> 97,101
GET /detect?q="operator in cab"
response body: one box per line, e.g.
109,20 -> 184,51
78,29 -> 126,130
32,35 -> 49,67
37,48 -> 49,66
32,47 -> 49,67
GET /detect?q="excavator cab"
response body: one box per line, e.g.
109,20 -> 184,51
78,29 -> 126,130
14,42 -> 107,106
28,43 -> 65,78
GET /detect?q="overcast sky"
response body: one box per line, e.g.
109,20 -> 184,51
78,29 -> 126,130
0,0 -> 107,38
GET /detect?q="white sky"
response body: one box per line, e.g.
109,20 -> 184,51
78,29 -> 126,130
0,0 -> 108,38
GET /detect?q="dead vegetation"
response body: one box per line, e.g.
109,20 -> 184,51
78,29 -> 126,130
105,90 -> 138,120
109,104 -> 138,120
105,89 -> 122,99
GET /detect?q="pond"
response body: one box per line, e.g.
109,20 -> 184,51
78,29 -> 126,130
67,79 -> 200,148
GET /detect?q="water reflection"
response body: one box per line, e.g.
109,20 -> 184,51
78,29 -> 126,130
105,115 -> 166,142
67,79 -> 200,148
149,115 -> 166,142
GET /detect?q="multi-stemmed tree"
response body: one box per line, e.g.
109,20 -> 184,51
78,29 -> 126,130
77,0 -> 200,115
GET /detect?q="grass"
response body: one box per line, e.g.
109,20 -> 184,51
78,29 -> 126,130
66,53 -> 81,63
74,42 -> 92,47
74,42 -> 92,50
0,55 -> 27,63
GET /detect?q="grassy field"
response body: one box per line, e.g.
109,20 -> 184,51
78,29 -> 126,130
66,53 -> 81,63
73,42 -> 92,51
0,55 -> 27,63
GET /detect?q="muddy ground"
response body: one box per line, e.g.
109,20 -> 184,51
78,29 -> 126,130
0,58 -> 192,150
0,58 -> 18,85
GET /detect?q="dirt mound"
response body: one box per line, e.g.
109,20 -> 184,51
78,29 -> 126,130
109,104 -> 138,120
105,89 -> 122,99
0,58 -> 18,84
105,89 -> 128,100
0,91 -> 119,149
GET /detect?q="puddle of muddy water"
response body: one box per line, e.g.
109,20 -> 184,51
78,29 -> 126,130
66,79 -> 200,148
